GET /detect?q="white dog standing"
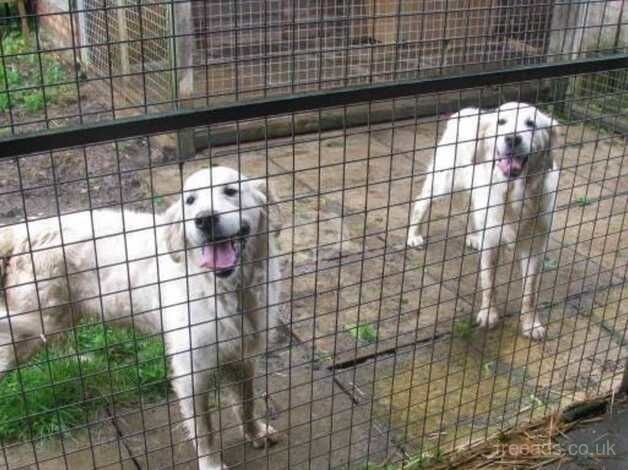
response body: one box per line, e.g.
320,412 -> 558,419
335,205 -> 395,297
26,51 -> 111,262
407,102 -> 559,339
0,166 -> 281,470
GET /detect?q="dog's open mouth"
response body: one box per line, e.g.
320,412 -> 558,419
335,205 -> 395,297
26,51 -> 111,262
497,153 -> 528,178
199,228 -> 249,278
200,240 -> 240,276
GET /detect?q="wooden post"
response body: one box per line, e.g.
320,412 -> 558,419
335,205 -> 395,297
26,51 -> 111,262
173,0 -> 196,159
117,0 -> 129,83
16,0 -> 29,36
0,0 -> 30,36
366,0 -> 400,45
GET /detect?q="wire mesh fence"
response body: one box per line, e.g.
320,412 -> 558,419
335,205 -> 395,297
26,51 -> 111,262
0,1 -> 627,469
4,0 -> 627,136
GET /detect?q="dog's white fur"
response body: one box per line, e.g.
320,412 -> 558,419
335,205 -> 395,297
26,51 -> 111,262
407,102 -> 559,339
0,166 -> 281,470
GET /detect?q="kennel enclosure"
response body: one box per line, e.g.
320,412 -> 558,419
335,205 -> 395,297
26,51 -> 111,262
0,0 -> 627,468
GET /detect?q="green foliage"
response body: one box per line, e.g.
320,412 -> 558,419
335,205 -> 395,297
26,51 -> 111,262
0,92 -> 9,112
22,91 -> 44,112
0,320 -> 167,443
0,31 -> 73,113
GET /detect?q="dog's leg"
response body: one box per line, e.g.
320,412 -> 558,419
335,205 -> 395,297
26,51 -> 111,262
519,251 -> 546,340
407,165 -> 453,249
0,323 -> 46,379
171,353 -> 225,470
471,186 -> 501,329
227,360 -> 279,449
0,275 -> 71,379
476,244 -> 500,329
465,232 -> 482,251
0,325 -> 18,380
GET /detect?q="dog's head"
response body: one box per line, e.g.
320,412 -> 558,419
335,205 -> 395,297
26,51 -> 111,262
482,102 -> 557,179
164,166 -> 279,279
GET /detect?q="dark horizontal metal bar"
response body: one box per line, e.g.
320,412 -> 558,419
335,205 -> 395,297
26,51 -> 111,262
2,54 -> 628,158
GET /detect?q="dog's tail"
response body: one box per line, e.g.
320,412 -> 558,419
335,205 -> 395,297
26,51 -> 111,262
0,225 -> 18,315
543,161 -> 560,235
0,225 -> 17,282
0,224 -> 17,256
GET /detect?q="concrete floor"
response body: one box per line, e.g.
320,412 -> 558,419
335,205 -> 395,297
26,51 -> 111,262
552,400 -> 628,469
1,116 -> 626,469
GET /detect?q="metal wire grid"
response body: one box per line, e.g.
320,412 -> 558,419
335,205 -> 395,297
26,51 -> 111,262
561,1 -> 628,132
0,71 -> 626,468
80,0 -> 173,108
3,0 -> 627,137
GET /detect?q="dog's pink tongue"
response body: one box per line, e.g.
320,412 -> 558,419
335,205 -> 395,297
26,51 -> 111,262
201,242 -> 237,269
498,157 -> 523,176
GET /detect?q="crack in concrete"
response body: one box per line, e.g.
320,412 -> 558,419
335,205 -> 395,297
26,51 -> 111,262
105,405 -> 143,470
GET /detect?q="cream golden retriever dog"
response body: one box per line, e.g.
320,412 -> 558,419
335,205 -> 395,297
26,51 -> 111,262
0,166 -> 281,470
407,102 -> 559,340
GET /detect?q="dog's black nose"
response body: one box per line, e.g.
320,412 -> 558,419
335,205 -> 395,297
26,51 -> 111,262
505,134 -> 522,148
195,211 -> 218,234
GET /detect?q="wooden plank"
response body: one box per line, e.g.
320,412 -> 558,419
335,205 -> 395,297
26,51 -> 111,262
172,0 -> 195,159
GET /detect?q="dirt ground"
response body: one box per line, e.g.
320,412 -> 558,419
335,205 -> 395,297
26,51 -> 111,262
0,114 -> 626,469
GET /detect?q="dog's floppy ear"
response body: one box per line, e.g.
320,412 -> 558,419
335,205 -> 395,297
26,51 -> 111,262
546,117 -> 563,156
473,113 -> 493,164
163,198 -> 184,263
251,179 -> 281,238
550,118 -> 561,145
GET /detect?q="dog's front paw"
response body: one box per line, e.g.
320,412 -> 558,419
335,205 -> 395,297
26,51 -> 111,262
246,423 -> 281,449
201,460 -> 229,470
476,308 -> 499,329
466,234 -> 481,251
407,232 -> 426,249
521,321 -> 546,340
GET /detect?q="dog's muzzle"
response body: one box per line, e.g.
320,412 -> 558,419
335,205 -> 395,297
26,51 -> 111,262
497,133 -> 528,178
195,213 -> 251,277
497,153 -> 528,178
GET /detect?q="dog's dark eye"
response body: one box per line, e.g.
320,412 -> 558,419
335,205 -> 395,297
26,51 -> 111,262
498,118 -> 506,126
185,195 -> 195,205
525,119 -> 536,129
223,187 -> 238,197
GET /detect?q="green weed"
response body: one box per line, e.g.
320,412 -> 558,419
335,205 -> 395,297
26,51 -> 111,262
404,449 -> 444,469
453,318 -> 474,340
543,257 -> 559,271
345,322 -> 378,344
575,195 -> 593,207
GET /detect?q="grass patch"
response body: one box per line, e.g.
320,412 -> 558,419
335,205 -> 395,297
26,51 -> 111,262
0,320 -> 167,443
1,29 -> 73,113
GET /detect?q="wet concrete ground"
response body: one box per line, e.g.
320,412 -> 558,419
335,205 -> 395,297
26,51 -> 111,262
1,115 -> 626,469
552,400 -> 628,469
